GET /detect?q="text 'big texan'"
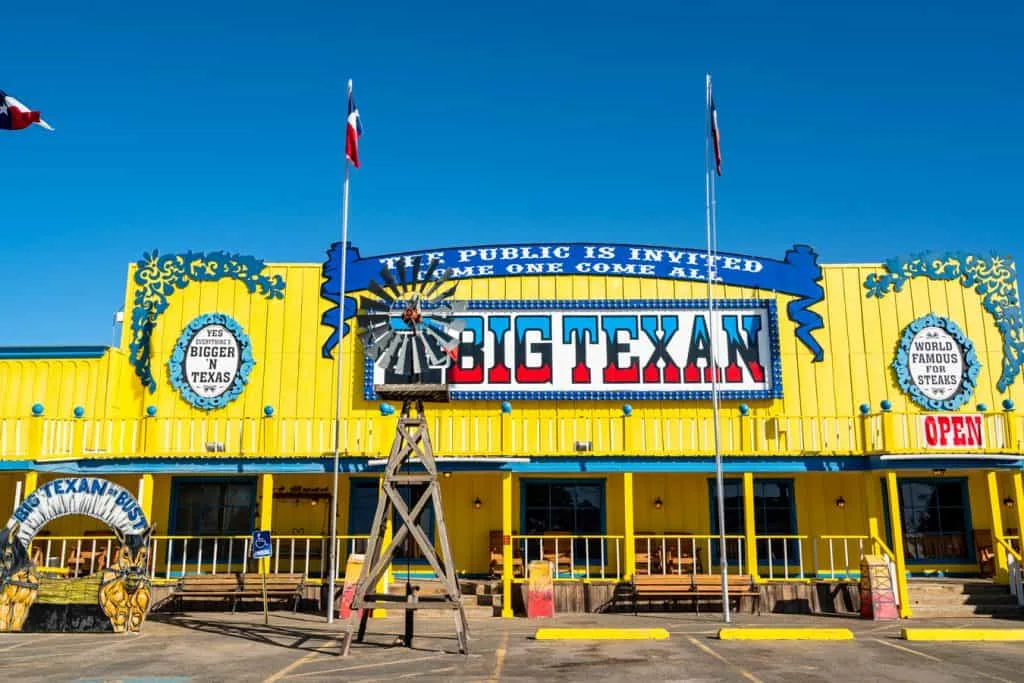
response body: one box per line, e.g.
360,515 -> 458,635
368,300 -> 783,401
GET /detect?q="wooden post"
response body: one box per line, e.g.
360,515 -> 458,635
884,472 -> 912,618
864,472 -> 882,556
623,473 -> 636,581
262,570 -> 269,625
501,471 -> 514,619
138,474 -> 155,525
742,472 -> 759,580
1013,472 -> 1024,553
986,471 -> 1010,584
259,474 -> 274,576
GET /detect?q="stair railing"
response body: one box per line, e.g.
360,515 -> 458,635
995,536 -> 1024,607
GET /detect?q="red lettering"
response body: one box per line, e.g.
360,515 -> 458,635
643,364 -> 660,383
516,363 -> 551,383
924,417 -> 939,447
448,359 -> 483,383
604,362 -> 640,383
572,363 -> 590,384
663,364 -> 680,383
966,415 -> 983,446
488,364 -> 510,383
951,415 -> 965,446
938,416 -> 952,446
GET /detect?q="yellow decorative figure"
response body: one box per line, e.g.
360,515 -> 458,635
0,522 -> 39,632
99,526 -> 153,633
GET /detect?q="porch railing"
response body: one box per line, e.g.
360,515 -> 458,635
12,411 -> 1023,460
509,534 -> 623,582
812,535 -> 869,580
633,534 -> 746,576
28,534 -> 369,583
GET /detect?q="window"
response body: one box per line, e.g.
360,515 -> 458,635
169,478 -> 257,570
708,478 -> 798,566
521,480 -> 605,562
171,478 -> 256,536
895,478 -> 971,562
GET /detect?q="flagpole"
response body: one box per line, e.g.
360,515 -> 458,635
705,72 -> 730,624
327,82 -> 354,624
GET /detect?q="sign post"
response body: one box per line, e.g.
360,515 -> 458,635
251,530 -> 273,625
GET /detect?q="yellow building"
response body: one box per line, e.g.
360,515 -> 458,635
2,242 -> 1023,617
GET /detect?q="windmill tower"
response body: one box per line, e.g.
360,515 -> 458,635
340,255 -> 470,656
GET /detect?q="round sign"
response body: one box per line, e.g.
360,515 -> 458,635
905,325 -> 964,401
893,314 -> 980,411
169,313 -> 255,410
183,323 -> 241,399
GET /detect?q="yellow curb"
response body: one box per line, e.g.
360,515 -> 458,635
718,627 -> 854,641
901,628 -> 1024,642
534,628 -> 670,641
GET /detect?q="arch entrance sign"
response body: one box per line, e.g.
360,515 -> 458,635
1,476 -> 154,633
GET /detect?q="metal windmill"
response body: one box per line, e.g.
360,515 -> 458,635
341,255 -> 470,656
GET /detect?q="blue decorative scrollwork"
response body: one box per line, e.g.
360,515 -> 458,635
865,252 -> 1022,393
892,313 -> 981,410
129,251 -> 285,393
168,313 -> 255,410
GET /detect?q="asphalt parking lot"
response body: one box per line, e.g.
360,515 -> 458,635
3,608 -> 1024,682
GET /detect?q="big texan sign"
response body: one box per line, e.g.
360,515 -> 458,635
365,299 -> 782,401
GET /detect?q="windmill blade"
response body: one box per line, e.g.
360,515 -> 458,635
396,258 -> 409,295
423,268 -> 452,298
378,333 -> 406,370
368,279 -> 395,304
379,266 -> 403,300
434,283 -> 459,302
410,255 -> 422,293
361,328 -> 396,356
364,330 -> 395,360
421,327 -> 454,364
359,296 -> 391,313
409,336 -> 424,376
395,335 -> 413,376
418,258 -> 440,293
356,315 -> 390,338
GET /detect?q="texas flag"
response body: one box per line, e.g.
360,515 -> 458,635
0,90 -> 54,131
345,79 -> 362,168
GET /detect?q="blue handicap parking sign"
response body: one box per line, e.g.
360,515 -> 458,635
251,530 -> 272,559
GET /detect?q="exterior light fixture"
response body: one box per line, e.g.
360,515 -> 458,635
473,497 -> 482,510
443,471 -> 452,479
835,496 -> 846,510
654,497 -> 663,510
1004,497 -> 1015,509
932,468 -> 946,476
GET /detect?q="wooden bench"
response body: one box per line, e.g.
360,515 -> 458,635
632,574 -> 694,614
632,574 -> 761,615
691,574 -> 761,615
172,574 -> 244,612
238,573 -> 305,613
172,573 -> 306,613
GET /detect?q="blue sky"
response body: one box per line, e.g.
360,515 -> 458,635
2,1 -> 1021,345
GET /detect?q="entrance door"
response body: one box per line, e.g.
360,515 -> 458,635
889,477 -> 972,563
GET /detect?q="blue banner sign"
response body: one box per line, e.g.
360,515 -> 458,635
321,242 -> 825,365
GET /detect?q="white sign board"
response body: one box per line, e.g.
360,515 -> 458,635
921,414 -> 985,449
366,300 -> 782,401
905,325 -> 965,402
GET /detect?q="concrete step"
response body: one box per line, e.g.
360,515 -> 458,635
910,604 -> 1024,619
909,593 -> 1018,607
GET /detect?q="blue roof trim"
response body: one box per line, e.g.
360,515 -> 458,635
1,455 -> 1019,475
0,346 -> 109,360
